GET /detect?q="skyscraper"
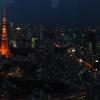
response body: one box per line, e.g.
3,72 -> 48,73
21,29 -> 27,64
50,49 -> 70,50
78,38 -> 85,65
87,31 -> 97,54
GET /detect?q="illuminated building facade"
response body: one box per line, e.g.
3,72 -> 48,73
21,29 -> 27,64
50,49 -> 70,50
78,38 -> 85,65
0,9 -> 12,58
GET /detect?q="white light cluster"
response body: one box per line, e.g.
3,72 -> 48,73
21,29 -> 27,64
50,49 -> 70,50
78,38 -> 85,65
16,27 -> 21,31
95,60 -> 99,63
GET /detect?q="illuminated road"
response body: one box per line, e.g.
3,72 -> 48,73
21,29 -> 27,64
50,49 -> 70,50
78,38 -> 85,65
76,58 -> 94,71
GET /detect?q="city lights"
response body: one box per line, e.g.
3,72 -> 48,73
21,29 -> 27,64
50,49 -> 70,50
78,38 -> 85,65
16,27 -> 21,31
1,0 -> 100,99
0,3 -> 100,100
95,60 -> 99,63
68,48 -> 76,54
95,68 -> 98,72
79,59 -> 83,63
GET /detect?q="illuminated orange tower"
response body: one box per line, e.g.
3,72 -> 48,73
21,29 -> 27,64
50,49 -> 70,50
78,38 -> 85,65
0,9 -> 12,58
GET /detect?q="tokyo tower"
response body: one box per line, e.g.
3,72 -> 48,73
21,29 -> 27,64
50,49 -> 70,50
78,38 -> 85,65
0,9 -> 12,58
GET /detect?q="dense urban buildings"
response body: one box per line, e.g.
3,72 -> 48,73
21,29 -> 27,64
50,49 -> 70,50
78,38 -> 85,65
0,8 -> 100,100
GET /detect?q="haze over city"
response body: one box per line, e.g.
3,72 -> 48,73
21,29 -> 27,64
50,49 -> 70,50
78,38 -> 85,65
0,0 -> 100,25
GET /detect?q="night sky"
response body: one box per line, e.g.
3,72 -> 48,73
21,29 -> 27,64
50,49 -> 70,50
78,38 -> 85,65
0,0 -> 100,25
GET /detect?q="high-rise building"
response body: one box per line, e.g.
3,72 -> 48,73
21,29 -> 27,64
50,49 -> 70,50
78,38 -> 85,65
87,31 -> 97,54
0,8 -> 12,58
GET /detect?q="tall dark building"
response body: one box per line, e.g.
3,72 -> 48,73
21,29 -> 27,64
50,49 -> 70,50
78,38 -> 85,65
87,31 -> 97,54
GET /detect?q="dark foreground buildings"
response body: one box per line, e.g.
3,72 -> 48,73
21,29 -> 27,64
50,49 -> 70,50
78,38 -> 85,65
0,10 -> 100,100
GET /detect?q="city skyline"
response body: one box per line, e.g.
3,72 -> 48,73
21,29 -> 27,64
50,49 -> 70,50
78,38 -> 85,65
0,0 -> 100,25
0,1 -> 100,100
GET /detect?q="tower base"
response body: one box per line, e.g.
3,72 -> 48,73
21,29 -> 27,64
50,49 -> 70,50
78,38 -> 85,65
0,48 -> 12,58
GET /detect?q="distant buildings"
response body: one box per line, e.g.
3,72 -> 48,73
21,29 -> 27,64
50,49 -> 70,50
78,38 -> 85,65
0,22 -> 100,55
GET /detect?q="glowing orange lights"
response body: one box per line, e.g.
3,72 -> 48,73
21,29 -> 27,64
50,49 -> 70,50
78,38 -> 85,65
0,9 -> 12,58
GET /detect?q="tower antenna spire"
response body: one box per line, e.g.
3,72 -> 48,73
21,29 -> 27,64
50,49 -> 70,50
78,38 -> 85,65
3,8 -> 6,16
3,0 -> 7,16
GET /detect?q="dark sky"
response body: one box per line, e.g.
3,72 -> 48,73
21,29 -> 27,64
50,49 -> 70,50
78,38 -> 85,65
1,0 -> 100,25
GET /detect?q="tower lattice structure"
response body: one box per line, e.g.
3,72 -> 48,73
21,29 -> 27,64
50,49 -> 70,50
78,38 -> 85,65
0,9 -> 12,58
